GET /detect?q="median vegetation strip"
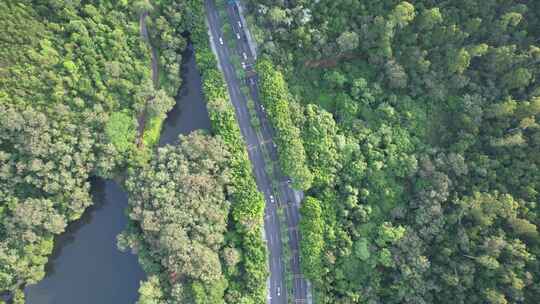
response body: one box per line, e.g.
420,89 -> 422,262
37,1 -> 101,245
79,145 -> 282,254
246,98 -> 262,130
276,207 -> 293,302
256,59 -> 313,190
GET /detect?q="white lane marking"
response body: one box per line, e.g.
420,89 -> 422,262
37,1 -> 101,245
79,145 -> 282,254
233,83 -> 241,95
235,106 -> 243,118
254,167 -> 263,180
224,64 -> 232,76
256,167 -> 265,181
238,107 -> 249,119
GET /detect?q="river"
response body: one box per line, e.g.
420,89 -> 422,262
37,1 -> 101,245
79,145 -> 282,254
24,42 -> 210,303
159,43 -> 211,146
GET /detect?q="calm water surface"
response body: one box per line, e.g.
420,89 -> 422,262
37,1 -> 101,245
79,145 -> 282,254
159,43 -> 211,146
24,180 -> 145,304
25,42 -> 210,303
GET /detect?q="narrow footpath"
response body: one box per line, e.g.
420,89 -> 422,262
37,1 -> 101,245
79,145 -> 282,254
136,11 -> 159,146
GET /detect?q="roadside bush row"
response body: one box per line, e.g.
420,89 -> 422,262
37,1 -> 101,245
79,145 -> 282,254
255,59 -> 313,190
190,9 -> 269,303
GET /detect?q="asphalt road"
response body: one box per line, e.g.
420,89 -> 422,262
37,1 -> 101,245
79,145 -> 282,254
205,1 -> 286,303
205,1 -> 309,303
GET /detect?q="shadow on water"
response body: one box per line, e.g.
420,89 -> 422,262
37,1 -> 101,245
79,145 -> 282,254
42,178 -> 107,277
23,41 -> 211,304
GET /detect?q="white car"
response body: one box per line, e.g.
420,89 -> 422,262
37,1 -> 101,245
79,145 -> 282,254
236,33 -> 241,40
241,62 -> 246,69
242,52 -> 248,60
238,21 -> 242,28
269,195 -> 275,204
277,287 -> 281,297
261,104 -> 265,111
219,37 -> 223,45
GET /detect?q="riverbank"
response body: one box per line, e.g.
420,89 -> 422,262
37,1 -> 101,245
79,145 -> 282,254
24,181 -> 145,304
0,3 -> 192,304
113,0 -> 269,301
136,11 -> 162,150
158,43 -> 211,146
22,39 -> 207,304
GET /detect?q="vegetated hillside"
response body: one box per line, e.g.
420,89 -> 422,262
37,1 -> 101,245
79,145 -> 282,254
246,0 -> 540,303
0,0 -> 185,299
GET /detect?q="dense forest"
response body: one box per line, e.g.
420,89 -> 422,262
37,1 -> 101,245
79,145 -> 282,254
120,131 -> 234,303
1,0 -> 268,303
0,0 -> 153,296
245,0 -> 540,303
3,0 -> 540,303
0,0 -> 210,303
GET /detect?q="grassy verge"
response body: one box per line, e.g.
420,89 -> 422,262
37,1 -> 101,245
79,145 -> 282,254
216,1 -> 236,49
277,207 -> 294,303
141,115 -> 163,149
246,97 -> 261,130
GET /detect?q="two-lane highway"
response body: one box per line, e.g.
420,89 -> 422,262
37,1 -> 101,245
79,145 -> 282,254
205,1 -> 287,303
206,0 -> 309,303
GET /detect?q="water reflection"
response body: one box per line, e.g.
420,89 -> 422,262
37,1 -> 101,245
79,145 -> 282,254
159,43 -> 212,146
43,179 -> 107,277
24,41 -> 211,304
24,180 -> 145,304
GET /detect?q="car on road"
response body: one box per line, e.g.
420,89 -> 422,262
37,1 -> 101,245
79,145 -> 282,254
236,32 -> 241,40
261,104 -> 265,111
242,52 -> 248,60
286,179 -> 292,184
241,62 -> 246,69
269,195 -> 275,204
238,21 -> 242,28
277,287 -> 281,297
219,37 -> 224,45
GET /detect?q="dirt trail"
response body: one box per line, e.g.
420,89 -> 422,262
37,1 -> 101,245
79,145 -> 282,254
136,12 -> 159,148
140,11 -> 159,86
